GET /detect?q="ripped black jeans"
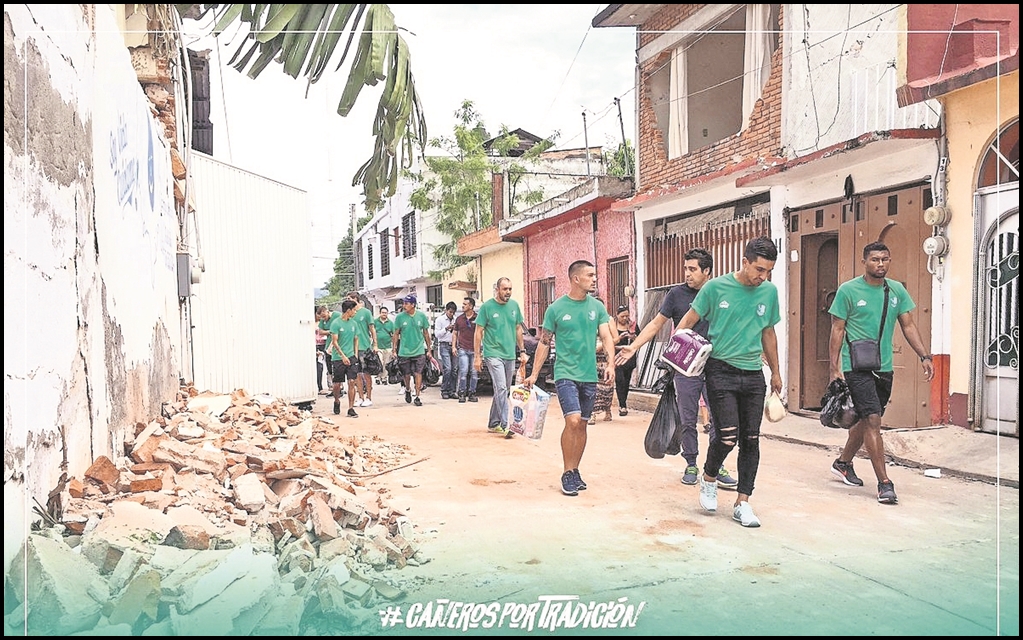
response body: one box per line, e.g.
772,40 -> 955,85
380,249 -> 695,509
702,358 -> 766,496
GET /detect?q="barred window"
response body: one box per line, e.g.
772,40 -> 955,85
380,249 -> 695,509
367,243 -> 375,280
380,229 -> 391,276
402,212 -> 417,258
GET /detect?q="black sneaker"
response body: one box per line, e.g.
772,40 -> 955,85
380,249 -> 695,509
561,471 -> 579,496
413,396 -> 423,407
333,400 -> 341,415
573,468 -> 587,491
832,458 -> 864,487
458,393 -> 466,403
877,480 -> 898,504
468,394 -> 478,403
347,408 -> 358,418
405,390 -> 412,404
441,391 -> 451,400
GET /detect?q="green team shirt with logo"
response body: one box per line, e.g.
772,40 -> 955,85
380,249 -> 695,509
393,310 -> 430,358
352,307 -> 374,352
373,318 -> 394,349
318,311 -> 340,334
690,273 -> 781,371
828,276 -> 915,372
541,295 -> 610,383
327,314 -> 359,360
477,298 -> 523,361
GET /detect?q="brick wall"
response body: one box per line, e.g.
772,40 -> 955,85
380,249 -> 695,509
636,4 -> 784,193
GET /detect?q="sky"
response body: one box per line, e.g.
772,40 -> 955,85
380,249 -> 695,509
181,4 -> 638,290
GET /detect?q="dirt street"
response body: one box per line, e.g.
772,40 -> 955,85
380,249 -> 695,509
311,382 -> 1019,636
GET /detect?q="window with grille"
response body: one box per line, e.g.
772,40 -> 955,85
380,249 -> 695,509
379,229 -> 391,276
367,243 -> 375,280
606,256 -> 630,314
402,212 -> 417,258
426,284 -> 443,311
532,277 -> 556,327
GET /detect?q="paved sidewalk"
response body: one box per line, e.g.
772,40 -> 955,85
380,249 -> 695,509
629,391 -> 1019,488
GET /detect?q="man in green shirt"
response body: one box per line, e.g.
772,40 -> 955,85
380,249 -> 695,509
316,305 -> 342,392
346,291 -> 379,408
525,261 -> 616,497
475,277 -> 529,437
677,236 -> 782,528
828,241 -> 934,505
393,293 -> 432,406
327,300 -> 362,418
373,306 -> 395,385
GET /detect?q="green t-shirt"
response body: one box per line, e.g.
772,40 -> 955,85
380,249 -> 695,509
327,314 -> 359,360
828,276 -> 915,372
373,317 -> 394,349
477,298 -> 523,360
690,272 -> 781,371
352,307 -> 374,353
541,295 -> 610,383
318,311 -> 340,333
393,310 -> 430,358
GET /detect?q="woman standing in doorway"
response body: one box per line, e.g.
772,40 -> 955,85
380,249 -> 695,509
612,305 -> 638,416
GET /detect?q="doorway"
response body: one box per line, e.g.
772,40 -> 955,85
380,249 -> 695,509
800,233 -> 839,409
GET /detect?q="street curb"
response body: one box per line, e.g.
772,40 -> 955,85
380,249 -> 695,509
761,433 -> 1020,489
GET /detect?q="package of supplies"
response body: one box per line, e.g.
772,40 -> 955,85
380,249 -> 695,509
507,384 -> 551,440
659,329 -> 713,377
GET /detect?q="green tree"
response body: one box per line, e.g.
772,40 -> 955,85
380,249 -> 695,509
603,139 -> 635,178
181,4 -> 427,211
409,100 -> 552,280
324,210 -> 374,296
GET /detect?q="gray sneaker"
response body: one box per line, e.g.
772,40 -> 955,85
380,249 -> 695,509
699,475 -> 718,512
681,465 -> 700,485
877,480 -> 898,504
716,467 -> 739,490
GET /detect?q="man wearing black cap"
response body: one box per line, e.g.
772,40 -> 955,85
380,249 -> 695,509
393,293 -> 433,406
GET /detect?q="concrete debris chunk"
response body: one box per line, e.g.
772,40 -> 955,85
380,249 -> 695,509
232,473 -> 266,512
7,534 -> 107,635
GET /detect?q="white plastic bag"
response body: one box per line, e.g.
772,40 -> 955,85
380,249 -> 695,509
764,390 -> 787,423
507,385 -> 551,440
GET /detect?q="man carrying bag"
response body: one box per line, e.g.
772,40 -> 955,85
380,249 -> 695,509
827,241 -> 934,504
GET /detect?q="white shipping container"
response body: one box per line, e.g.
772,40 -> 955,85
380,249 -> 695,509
188,153 -> 316,403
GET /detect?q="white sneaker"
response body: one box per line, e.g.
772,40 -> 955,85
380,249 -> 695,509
361,398 -> 373,407
699,476 -> 718,512
732,501 -> 761,527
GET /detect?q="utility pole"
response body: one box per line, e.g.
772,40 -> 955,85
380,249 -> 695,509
615,97 -> 632,178
582,110 -> 591,176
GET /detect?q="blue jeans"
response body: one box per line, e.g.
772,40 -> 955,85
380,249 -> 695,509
437,343 -> 455,394
702,358 -> 766,496
673,373 -> 715,467
485,357 -> 517,428
555,379 -> 597,421
457,348 -> 478,395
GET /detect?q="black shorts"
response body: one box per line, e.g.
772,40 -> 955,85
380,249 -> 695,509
331,358 -> 361,381
844,370 -> 894,420
398,354 -> 426,377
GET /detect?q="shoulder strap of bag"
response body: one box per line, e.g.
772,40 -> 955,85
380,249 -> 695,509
845,280 -> 890,346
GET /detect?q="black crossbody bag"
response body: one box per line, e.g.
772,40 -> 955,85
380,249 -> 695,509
846,281 -> 889,372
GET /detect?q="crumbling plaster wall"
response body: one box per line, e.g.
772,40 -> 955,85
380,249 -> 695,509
4,4 -> 180,573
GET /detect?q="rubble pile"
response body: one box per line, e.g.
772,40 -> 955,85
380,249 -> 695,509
5,387 -> 432,635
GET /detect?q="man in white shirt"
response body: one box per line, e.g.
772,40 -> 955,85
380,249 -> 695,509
434,302 -> 458,399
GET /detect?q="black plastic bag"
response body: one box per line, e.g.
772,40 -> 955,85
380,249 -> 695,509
361,350 -> 383,376
645,379 -> 682,458
820,378 -> 858,429
650,365 -> 673,395
423,357 -> 441,386
386,358 -> 401,384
